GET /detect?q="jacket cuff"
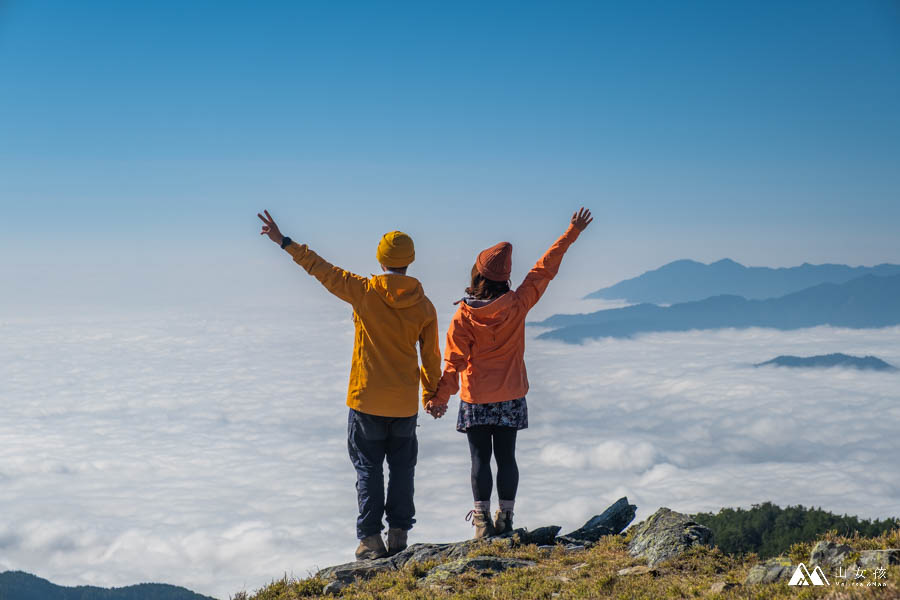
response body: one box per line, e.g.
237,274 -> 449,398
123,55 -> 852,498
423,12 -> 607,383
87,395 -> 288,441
284,241 -> 308,259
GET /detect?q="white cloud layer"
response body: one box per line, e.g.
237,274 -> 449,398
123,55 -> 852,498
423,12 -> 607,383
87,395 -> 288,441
1,301 -> 898,598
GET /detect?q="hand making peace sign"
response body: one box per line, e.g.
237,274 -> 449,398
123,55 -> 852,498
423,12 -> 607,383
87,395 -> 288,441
257,209 -> 284,245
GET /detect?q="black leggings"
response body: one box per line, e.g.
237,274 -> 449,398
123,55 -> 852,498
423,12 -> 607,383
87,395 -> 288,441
466,425 -> 519,502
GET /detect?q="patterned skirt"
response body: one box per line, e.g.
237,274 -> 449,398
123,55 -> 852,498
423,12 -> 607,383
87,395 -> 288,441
457,397 -> 528,433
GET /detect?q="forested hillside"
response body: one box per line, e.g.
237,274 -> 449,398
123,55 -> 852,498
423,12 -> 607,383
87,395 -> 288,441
693,502 -> 899,558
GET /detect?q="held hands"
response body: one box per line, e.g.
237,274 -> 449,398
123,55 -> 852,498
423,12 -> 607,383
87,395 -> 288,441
571,207 -> 593,231
257,209 -> 284,245
425,400 -> 448,419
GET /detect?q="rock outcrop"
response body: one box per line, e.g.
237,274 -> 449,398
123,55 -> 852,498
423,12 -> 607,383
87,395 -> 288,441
557,496 -> 637,544
317,498 -> 633,588
317,527 -> 561,586
316,500 -> 766,591
627,507 -> 714,567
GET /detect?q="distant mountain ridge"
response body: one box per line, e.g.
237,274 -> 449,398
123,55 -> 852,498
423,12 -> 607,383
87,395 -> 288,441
0,571 -> 215,600
755,353 -> 896,371
586,258 -> 900,304
535,274 -> 900,343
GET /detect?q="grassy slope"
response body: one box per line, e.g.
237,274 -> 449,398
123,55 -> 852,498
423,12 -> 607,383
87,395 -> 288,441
234,527 -> 900,600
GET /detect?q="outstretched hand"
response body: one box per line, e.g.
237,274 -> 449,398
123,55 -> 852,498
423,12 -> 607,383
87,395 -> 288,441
571,207 -> 593,231
257,209 -> 284,245
425,400 -> 447,419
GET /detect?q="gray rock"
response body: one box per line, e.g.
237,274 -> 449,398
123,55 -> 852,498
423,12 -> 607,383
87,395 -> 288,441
417,556 -> 535,587
558,497 -> 637,544
319,541 -> 478,583
627,507 -> 713,567
316,529 -> 558,584
808,541 -> 900,570
857,549 -> 900,569
391,541 -> 476,568
322,579 -> 347,595
317,557 -> 396,584
809,540 -> 853,568
743,557 -> 793,584
489,525 -> 561,546
520,525 -> 562,546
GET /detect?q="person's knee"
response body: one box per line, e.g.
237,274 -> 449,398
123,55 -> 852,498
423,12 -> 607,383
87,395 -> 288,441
496,450 -> 517,467
386,436 -> 417,467
471,451 -> 491,470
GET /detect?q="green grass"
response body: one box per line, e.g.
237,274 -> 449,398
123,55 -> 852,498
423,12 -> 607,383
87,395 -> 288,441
234,527 -> 900,600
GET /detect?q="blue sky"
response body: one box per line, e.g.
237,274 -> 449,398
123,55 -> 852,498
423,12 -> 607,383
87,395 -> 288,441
1,0 -> 898,313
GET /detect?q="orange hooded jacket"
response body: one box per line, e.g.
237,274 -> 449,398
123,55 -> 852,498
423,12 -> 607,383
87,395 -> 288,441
285,242 -> 442,418
433,224 -> 581,406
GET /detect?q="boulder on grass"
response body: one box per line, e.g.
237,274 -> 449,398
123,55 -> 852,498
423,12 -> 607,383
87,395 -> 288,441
809,540 -> 853,569
743,557 -> 793,584
627,507 -> 713,567
808,540 -> 900,570
857,549 -> 900,569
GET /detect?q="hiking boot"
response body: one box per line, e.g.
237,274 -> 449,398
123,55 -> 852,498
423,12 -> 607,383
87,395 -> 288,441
386,528 -> 408,556
493,509 -> 514,535
465,509 -> 495,539
355,533 -> 388,561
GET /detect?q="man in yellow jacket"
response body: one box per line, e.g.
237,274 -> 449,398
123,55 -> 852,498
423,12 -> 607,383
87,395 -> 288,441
258,210 -> 442,560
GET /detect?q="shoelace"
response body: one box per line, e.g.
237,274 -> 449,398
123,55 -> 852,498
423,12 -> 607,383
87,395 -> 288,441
465,509 -> 490,525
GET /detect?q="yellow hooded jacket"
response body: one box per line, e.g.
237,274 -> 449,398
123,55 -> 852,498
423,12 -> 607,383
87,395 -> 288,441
285,242 -> 441,417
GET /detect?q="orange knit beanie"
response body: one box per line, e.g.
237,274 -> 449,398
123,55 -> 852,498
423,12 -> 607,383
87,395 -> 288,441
476,242 -> 512,282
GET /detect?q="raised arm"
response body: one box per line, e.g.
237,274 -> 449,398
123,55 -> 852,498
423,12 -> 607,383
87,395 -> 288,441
258,209 -> 368,305
514,207 -> 592,311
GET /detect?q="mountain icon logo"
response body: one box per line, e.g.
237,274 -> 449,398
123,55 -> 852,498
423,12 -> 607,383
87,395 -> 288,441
788,563 -> 830,586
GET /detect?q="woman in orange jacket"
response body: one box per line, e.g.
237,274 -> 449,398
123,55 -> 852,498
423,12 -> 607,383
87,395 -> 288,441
426,208 -> 593,538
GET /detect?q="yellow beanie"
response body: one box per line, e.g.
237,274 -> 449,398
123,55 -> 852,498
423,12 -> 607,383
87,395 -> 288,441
376,231 -> 415,268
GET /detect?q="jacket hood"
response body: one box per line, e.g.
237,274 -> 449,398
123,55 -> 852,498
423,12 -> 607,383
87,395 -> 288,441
370,273 -> 426,308
457,291 -> 515,324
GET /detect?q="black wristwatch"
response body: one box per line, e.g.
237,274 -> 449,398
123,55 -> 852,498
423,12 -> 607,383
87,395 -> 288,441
280,236 -> 292,249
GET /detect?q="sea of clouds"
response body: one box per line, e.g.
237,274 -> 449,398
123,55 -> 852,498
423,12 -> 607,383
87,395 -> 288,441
1,299 -> 898,598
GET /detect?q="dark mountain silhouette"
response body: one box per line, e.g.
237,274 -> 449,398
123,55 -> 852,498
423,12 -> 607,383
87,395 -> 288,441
755,353 -> 896,371
0,571 -> 216,600
585,259 -> 900,304
534,274 -> 900,343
